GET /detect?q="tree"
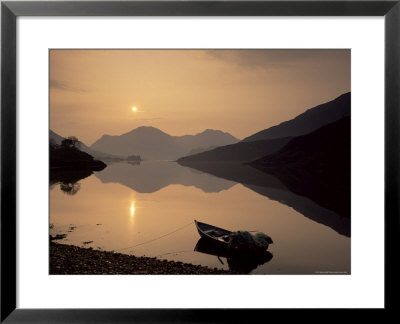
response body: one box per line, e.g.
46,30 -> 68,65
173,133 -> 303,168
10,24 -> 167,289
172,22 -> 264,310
49,138 -> 59,150
61,136 -> 81,149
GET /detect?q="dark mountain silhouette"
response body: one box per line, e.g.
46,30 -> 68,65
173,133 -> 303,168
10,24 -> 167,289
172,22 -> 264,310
176,93 -> 350,163
243,92 -> 350,142
251,117 -> 350,181
177,161 -> 350,237
250,117 -> 351,218
90,127 -> 238,160
94,161 -> 236,194
50,130 -> 123,162
188,145 -> 218,155
177,137 -> 292,163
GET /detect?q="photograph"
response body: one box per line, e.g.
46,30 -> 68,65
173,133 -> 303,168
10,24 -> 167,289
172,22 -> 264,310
49,49 -> 351,275
2,0 -> 398,319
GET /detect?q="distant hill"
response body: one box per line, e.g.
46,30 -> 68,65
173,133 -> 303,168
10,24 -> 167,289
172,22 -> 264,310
250,117 -> 351,218
90,127 -> 239,160
49,130 -> 65,144
50,130 -> 124,162
177,137 -> 293,163
176,129 -> 238,153
243,92 -> 350,142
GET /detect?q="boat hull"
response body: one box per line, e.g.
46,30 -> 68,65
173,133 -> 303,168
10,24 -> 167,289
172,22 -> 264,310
194,220 -> 231,249
194,220 -> 271,254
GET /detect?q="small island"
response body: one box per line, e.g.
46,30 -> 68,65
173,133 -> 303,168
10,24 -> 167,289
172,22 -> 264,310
126,154 -> 142,163
50,137 -> 107,195
50,136 -> 107,171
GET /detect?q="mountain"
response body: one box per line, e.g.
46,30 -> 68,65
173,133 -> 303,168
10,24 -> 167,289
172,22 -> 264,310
91,127 -> 183,160
251,117 -> 350,174
90,126 -> 239,160
242,92 -> 350,142
250,117 -> 351,218
176,129 -> 238,152
49,130 -> 65,145
176,92 -> 350,164
50,130 -> 123,161
178,117 -> 351,220
177,137 -> 293,163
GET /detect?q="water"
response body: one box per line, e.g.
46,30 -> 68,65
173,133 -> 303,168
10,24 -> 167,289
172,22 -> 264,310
50,161 -> 350,274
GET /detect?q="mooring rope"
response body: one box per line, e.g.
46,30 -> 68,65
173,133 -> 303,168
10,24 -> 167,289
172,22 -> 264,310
155,250 -> 194,258
115,221 -> 193,252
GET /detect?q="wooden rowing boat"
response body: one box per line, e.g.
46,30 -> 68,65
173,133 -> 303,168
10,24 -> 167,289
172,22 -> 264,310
194,220 -> 232,249
194,219 -> 273,253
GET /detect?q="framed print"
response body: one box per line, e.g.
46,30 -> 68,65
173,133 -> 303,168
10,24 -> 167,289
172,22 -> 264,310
1,0 -> 399,322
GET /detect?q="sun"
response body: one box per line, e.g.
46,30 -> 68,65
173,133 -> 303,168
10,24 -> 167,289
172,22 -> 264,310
131,107 -> 137,112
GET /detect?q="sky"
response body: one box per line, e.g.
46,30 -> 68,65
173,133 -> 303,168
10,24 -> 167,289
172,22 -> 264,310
50,49 -> 350,145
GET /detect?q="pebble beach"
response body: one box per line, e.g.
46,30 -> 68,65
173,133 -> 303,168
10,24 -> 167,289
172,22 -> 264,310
50,242 -> 230,275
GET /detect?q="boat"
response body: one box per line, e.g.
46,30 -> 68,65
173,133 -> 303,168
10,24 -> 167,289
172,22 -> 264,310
194,220 -> 273,252
194,220 -> 232,248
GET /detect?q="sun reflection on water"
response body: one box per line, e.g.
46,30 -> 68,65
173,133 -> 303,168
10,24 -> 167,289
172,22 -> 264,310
130,201 -> 135,219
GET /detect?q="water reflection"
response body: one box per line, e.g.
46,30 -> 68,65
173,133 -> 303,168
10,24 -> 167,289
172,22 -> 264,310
178,161 -> 350,237
130,201 -> 136,219
95,161 -> 236,193
59,182 -> 81,196
50,160 -> 350,274
50,168 -> 93,195
194,238 -> 273,274
62,161 -> 350,237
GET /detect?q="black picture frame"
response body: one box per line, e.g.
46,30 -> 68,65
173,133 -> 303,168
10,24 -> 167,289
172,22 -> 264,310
1,0 -> 399,322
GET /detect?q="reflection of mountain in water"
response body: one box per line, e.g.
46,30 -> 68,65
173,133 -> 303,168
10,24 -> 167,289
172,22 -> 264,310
244,184 -> 350,237
178,161 -> 350,237
250,117 -> 351,218
94,161 -> 237,193
177,162 -> 286,190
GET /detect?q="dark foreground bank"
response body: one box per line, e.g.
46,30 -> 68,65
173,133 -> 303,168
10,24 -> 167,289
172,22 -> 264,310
50,242 -> 229,274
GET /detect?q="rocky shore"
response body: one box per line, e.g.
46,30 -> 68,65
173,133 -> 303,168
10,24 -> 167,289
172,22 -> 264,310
50,242 -> 229,275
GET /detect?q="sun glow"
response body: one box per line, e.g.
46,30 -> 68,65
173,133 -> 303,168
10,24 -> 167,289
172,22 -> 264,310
130,201 -> 135,218
131,107 -> 137,112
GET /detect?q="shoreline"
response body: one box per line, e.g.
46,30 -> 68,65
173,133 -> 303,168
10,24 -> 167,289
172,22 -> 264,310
50,242 -> 230,275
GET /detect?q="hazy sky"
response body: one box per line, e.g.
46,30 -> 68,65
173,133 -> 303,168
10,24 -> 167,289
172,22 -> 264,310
50,49 -> 350,145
